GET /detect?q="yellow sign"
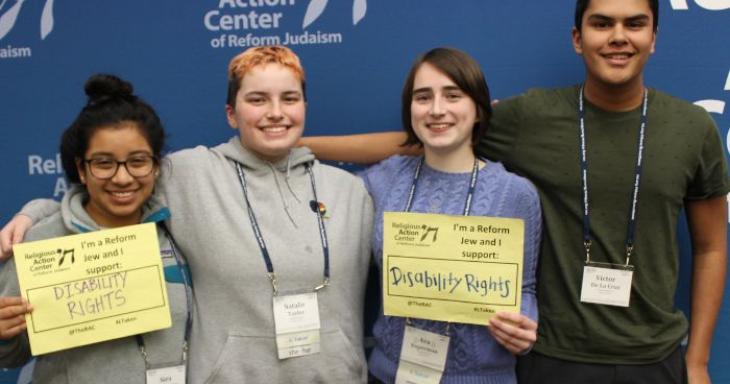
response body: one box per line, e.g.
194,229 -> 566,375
383,212 -> 524,325
12,223 -> 171,355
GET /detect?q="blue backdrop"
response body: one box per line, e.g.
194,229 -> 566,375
1,0 -> 729,382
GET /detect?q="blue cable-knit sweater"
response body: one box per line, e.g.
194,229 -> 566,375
361,155 -> 542,384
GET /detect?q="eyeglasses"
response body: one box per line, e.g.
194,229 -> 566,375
84,155 -> 157,180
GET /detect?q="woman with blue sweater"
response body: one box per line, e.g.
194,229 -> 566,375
359,48 -> 542,384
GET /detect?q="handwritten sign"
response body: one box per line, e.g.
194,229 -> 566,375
13,223 -> 171,355
383,212 -> 524,325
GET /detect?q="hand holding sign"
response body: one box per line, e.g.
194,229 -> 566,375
383,212 -> 525,325
12,223 -> 171,355
0,296 -> 33,339
488,312 -> 537,355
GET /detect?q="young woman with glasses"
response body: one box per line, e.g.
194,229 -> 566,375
0,74 -> 193,384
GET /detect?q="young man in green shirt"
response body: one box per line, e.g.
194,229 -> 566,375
479,1 -> 728,382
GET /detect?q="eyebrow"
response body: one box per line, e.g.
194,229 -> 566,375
412,85 -> 462,94
625,15 -> 650,24
88,150 -> 152,158
244,90 -> 302,97
243,91 -> 268,97
586,13 -> 650,23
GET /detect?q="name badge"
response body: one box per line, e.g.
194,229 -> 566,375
146,364 -> 185,384
580,266 -> 633,307
395,325 -> 449,384
272,292 -> 321,359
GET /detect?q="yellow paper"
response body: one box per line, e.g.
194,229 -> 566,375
383,212 -> 524,325
12,223 -> 171,355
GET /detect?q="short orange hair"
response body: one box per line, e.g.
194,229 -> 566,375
226,45 -> 306,106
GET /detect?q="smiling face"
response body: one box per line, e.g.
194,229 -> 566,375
572,0 -> 656,92
77,123 -> 158,228
226,63 -> 306,162
410,62 -> 479,159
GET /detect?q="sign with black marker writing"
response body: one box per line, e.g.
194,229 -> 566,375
383,212 -> 524,325
13,223 -> 171,355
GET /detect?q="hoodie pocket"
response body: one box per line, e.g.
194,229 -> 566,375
205,327 -> 366,384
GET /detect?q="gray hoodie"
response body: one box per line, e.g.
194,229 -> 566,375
159,138 -> 373,383
0,185 -> 191,384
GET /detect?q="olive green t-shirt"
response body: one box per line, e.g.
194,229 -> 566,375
478,86 -> 729,364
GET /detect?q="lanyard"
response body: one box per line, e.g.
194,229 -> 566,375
234,161 -> 330,295
136,223 -> 192,367
404,157 -> 480,216
402,156 -> 480,335
578,86 -> 648,267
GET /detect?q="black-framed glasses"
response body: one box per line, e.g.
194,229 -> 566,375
83,154 -> 157,180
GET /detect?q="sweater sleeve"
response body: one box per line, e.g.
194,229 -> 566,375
17,199 -> 60,225
517,180 -> 541,323
359,155 -> 410,205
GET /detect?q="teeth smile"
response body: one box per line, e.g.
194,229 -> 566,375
428,123 -> 452,129
111,191 -> 134,197
603,53 -> 632,59
262,126 -> 287,133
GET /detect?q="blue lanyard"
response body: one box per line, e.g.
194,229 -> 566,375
404,157 -> 480,216
136,223 -> 192,367
402,156 -> 480,335
234,161 -> 330,295
578,86 -> 648,266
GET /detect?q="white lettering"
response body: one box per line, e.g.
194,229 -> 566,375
670,0 -> 690,9
204,10 -> 221,31
219,0 -> 240,8
695,100 -> 726,114
28,153 -> 63,175
217,0 -> 294,9
28,155 -> 42,175
43,158 -> 56,174
226,33 -> 281,47
696,0 -> 730,10
670,0 -> 730,9
0,45 -> 32,59
54,177 -> 69,198
204,10 -> 282,31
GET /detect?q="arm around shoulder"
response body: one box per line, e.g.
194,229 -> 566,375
0,199 -> 60,260
299,132 -> 420,164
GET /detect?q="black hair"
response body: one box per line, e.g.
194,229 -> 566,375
574,0 -> 659,31
60,74 -> 166,183
401,47 -> 491,151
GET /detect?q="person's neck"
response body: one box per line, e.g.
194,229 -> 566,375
583,77 -> 646,112
423,146 -> 477,173
84,203 -> 141,229
240,139 -> 289,164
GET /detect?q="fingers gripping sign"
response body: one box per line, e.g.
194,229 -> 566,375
0,296 -> 33,339
488,312 -> 537,355
0,214 -> 33,261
